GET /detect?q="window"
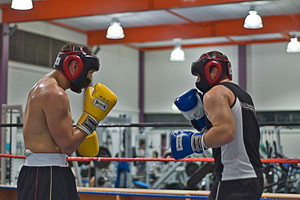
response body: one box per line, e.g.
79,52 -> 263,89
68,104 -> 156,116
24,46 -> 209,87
9,30 -> 66,68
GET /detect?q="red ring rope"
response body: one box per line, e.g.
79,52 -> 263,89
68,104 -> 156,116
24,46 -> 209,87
0,154 -> 299,163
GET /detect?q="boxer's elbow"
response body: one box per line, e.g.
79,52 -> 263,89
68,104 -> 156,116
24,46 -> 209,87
221,126 -> 235,144
223,131 -> 235,144
60,146 -> 76,155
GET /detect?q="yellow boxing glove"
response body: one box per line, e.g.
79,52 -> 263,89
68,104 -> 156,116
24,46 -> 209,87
77,83 -> 117,135
78,131 -> 99,157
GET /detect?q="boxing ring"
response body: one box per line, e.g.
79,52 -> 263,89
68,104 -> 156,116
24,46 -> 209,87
1,120 -> 300,199
1,154 -> 300,200
2,184 -> 300,200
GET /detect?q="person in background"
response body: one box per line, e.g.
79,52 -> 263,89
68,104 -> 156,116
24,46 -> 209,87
149,151 -> 161,182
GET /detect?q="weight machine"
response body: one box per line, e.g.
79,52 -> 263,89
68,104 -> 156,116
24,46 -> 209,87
1,104 -> 24,184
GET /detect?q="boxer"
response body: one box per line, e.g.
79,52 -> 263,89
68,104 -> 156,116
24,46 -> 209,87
17,43 -> 117,200
171,51 -> 263,200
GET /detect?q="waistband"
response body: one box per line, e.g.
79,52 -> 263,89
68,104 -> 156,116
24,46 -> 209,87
24,149 -> 68,167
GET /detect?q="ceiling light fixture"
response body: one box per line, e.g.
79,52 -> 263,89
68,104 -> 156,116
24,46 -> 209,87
11,0 -> 33,10
286,36 -> 300,53
244,5 -> 263,29
170,39 -> 185,62
106,18 -> 125,39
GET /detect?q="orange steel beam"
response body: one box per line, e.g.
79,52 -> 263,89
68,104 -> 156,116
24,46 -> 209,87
1,0 -> 258,23
1,0 -> 150,22
165,9 -> 198,25
280,33 -> 291,40
87,14 -> 300,45
141,38 -> 288,51
46,20 -> 87,34
152,0 -> 259,9
124,44 -> 145,51
226,36 -> 236,43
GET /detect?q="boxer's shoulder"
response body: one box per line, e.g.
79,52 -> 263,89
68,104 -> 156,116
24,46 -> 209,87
203,83 -> 234,106
28,78 -> 70,113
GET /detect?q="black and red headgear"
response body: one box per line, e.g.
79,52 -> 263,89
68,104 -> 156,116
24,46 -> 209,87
53,45 -> 100,93
191,51 -> 232,94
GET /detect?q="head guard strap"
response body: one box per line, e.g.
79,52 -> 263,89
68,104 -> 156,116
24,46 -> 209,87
54,45 -> 100,93
191,51 -> 232,94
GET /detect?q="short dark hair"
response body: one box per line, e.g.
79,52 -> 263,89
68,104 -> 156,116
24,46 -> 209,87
200,50 -> 229,61
152,151 -> 158,157
60,42 -> 93,54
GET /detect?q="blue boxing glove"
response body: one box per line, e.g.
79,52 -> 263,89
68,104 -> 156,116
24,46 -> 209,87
171,130 -> 207,160
174,89 -> 206,131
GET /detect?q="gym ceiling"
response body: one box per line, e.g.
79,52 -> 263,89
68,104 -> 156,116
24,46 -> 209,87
1,0 -> 300,51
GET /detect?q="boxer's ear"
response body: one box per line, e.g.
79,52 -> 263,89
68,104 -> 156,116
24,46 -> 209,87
69,60 -> 78,75
210,66 -> 218,81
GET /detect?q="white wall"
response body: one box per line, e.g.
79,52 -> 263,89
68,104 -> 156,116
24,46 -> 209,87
5,22 -> 300,160
7,61 -> 86,123
7,62 -> 50,109
144,42 -> 300,113
247,42 -> 300,111
94,45 -> 140,122
6,22 -> 300,118
7,21 -> 88,122
17,21 -> 87,44
144,46 -> 238,113
280,129 -> 300,158
7,22 -> 140,123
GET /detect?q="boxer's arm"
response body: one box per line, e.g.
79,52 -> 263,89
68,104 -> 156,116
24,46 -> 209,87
44,90 -> 87,155
202,85 -> 235,148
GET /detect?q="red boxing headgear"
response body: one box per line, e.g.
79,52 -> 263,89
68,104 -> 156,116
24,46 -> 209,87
191,51 -> 232,94
53,46 -> 100,93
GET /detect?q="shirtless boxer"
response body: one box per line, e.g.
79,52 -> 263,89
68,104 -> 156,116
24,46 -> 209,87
17,43 -> 117,200
172,51 -> 263,200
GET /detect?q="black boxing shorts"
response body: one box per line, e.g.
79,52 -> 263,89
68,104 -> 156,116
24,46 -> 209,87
209,176 -> 264,200
17,150 -> 79,200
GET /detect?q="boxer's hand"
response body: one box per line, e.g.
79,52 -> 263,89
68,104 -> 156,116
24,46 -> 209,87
174,89 -> 206,131
78,131 -> 99,157
171,130 -> 207,160
77,83 -> 117,135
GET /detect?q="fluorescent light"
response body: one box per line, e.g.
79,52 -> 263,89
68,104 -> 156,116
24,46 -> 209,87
106,18 -> 125,39
287,37 -> 300,53
244,6 -> 263,29
11,0 -> 33,10
170,39 -> 185,62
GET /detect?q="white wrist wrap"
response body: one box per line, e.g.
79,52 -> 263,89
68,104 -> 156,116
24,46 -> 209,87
77,113 -> 98,135
201,132 -> 208,150
191,132 -> 208,153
